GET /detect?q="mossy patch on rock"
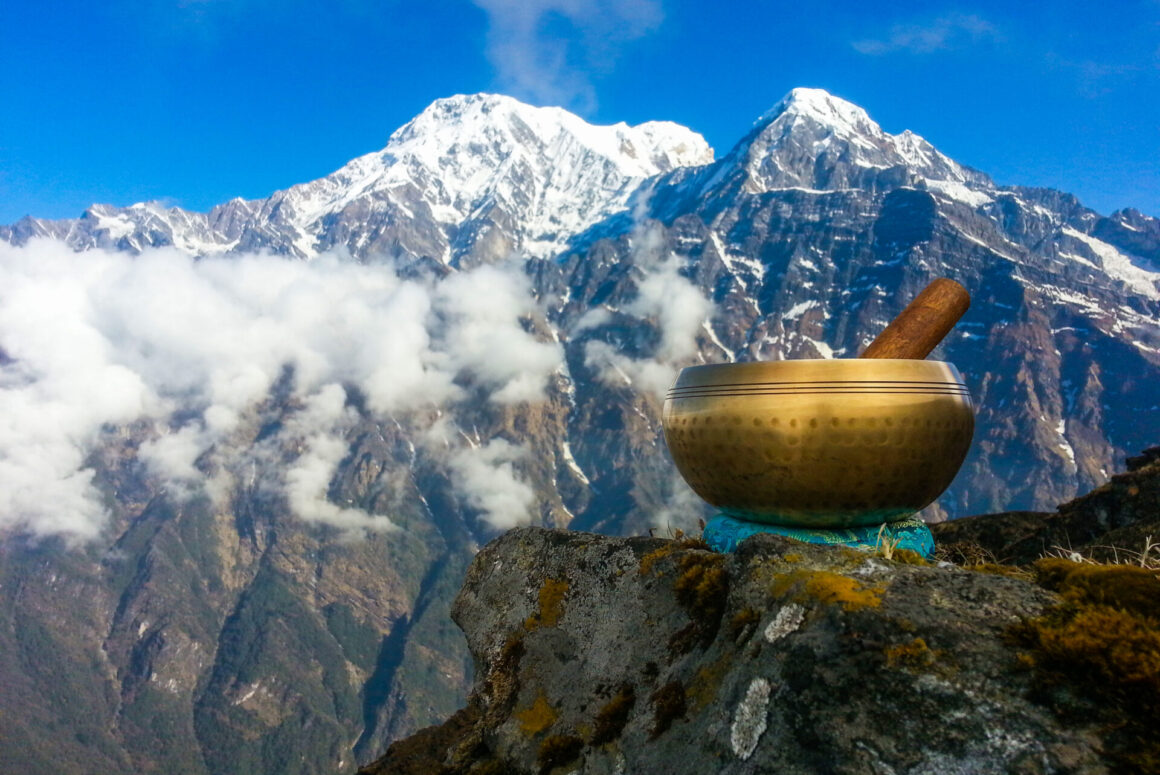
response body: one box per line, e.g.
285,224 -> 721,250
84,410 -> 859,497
361,700 -> 483,775
1010,558 -> 1160,773
887,548 -> 929,566
965,562 -> 1034,580
649,680 -> 687,739
686,654 -> 732,712
589,684 -> 635,746
883,636 -> 937,670
638,534 -> 710,576
728,607 -> 760,641
1033,557 -> 1160,617
485,634 -> 525,714
536,734 -> 582,774
672,553 -> 729,646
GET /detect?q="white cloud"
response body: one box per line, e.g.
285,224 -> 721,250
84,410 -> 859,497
625,253 -> 712,363
583,220 -> 714,400
853,13 -> 999,56
447,438 -> 537,529
470,0 -> 663,110
281,385 -> 396,537
434,265 -> 564,404
0,239 -> 561,541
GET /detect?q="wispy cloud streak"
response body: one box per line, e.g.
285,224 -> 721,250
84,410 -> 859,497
470,0 -> 663,110
853,13 -> 999,56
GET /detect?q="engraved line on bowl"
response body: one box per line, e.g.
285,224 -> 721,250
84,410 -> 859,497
666,384 -> 972,396
669,378 -> 971,389
666,388 -> 972,399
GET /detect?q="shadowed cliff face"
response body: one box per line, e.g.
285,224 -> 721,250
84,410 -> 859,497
363,454 -> 1160,775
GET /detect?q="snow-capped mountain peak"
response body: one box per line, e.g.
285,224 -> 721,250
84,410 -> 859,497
760,87 -> 883,141
387,93 -> 712,176
725,87 -> 989,198
262,93 -> 714,261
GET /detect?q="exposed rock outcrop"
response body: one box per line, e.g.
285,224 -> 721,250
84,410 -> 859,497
363,454 -> 1160,774
932,445 -> 1160,565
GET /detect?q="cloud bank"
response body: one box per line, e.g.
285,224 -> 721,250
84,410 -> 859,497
0,239 -> 561,541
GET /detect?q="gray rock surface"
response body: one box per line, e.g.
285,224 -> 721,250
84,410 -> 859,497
363,524 -> 1140,774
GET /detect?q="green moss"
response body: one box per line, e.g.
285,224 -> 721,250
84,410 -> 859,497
889,548 -> 929,566
672,553 -> 729,646
649,680 -> 687,739
1009,558 -> 1160,773
1033,558 -> 1160,618
536,734 -> 582,774
638,535 -> 711,576
686,655 -> 732,711
590,684 -> 635,746
966,563 -> 1034,580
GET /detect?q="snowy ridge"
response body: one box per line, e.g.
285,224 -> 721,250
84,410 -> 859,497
735,88 -> 990,197
275,93 -> 714,259
5,93 -> 714,262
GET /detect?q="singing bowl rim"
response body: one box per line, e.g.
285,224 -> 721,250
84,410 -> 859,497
670,358 -> 967,392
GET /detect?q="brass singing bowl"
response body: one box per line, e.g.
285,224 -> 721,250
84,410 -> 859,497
662,359 -> 973,528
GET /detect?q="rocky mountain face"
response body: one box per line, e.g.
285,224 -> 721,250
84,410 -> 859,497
362,454 -> 1160,775
1,89 -> 1158,774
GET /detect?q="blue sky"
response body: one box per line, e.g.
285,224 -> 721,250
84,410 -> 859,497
2,1 -> 1158,224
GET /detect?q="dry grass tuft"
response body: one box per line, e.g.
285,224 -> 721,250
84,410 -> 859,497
1042,535 -> 1159,570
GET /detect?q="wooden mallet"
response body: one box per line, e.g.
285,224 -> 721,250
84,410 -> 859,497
859,278 -> 971,360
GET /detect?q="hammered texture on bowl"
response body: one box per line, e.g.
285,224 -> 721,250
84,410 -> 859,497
662,359 -> 973,528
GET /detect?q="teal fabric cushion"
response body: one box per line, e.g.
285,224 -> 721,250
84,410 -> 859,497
703,512 -> 935,559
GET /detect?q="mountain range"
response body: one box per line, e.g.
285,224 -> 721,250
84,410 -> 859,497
1,88 -> 1158,774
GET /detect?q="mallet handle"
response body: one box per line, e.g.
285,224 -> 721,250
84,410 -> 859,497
859,278 -> 970,360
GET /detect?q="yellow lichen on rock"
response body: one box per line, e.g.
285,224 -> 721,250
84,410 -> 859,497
772,570 -> 883,611
525,578 -> 569,630
515,691 -> 558,736
639,543 -> 680,576
884,637 -> 936,669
